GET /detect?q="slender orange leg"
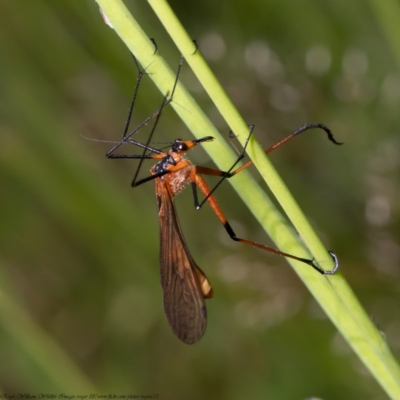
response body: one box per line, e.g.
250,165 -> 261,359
195,124 -> 343,209
189,167 -> 338,274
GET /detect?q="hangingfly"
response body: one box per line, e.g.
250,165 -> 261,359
106,56 -> 341,344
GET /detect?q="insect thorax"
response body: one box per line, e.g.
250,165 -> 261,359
165,164 -> 192,195
151,153 -> 193,196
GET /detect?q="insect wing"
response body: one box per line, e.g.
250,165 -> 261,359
156,179 -> 208,344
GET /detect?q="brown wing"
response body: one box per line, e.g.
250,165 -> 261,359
155,178 -> 211,344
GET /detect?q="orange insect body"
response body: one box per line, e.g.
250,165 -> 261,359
106,63 -> 341,344
151,139 -> 215,344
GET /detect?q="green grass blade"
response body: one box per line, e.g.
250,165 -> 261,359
95,1 -> 400,397
0,284 -> 95,391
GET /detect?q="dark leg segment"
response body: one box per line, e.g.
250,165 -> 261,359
190,167 -> 339,274
193,123 -> 342,210
231,123 -> 343,176
106,55 -> 187,185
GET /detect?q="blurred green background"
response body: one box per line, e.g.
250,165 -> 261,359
1,0 -> 400,399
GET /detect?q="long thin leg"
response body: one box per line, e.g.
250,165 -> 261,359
194,125 -> 255,209
150,38 -> 158,55
190,168 -> 338,274
106,55 -> 185,159
106,55 -> 188,188
129,55 -> 186,185
106,56 -> 153,157
197,124 -> 343,209
232,123 -> 342,176
131,94 -> 171,185
106,93 -> 171,187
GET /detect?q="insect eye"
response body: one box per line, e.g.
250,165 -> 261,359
172,140 -> 187,152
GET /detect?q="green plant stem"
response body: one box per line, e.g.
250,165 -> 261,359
95,1 -> 400,398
